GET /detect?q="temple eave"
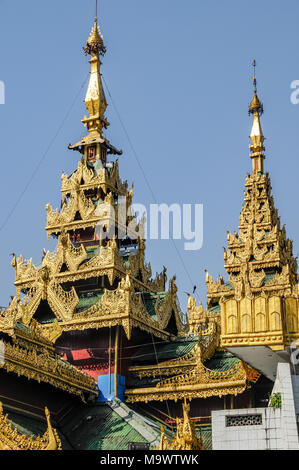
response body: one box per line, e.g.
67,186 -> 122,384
125,380 -> 248,403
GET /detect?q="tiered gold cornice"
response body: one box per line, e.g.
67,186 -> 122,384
204,74 -> 299,351
129,346 -> 198,379
0,324 -> 98,400
126,354 -> 259,404
0,403 -> 62,450
126,315 -> 260,403
61,158 -> 128,196
8,236 -> 181,342
13,230 -> 167,291
46,159 -> 130,239
130,319 -> 219,379
8,241 -> 185,341
39,273 -> 186,341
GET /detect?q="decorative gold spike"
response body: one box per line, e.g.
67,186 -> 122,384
248,61 -> 265,173
0,402 -> 62,450
154,399 -> 205,450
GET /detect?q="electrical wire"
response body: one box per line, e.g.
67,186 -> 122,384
55,338 -> 170,351
101,74 -> 205,427
0,74 -> 89,233
102,74 -> 200,300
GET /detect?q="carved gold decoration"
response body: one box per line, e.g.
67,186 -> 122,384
61,158 -> 128,196
241,361 -> 261,383
154,399 -> 205,451
7,240 -> 186,341
82,17 -> 108,134
39,274 -> 184,341
0,402 -> 62,450
126,361 -> 247,403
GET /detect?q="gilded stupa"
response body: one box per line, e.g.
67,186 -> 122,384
195,67 -> 299,352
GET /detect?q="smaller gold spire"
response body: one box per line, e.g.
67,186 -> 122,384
248,61 -> 265,173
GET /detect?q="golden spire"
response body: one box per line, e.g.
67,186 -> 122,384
82,16 -> 109,135
248,60 -> 265,174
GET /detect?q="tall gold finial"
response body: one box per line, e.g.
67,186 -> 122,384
248,60 -> 265,174
82,13 -> 109,135
249,60 -> 263,115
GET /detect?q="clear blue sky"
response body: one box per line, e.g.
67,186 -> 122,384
0,0 -> 299,311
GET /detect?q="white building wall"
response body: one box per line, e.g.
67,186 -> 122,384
212,363 -> 299,450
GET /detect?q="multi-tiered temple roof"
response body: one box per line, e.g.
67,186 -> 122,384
0,12 -> 293,451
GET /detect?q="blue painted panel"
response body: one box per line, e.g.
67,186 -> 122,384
98,374 -> 126,402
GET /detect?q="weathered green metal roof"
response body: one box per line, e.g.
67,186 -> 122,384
223,281 -> 233,289
127,376 -> 162,388
15,321 -> 33,332
60,403 -> 149,450
78,246 -> 100,268
208,304 -> 221,314
263,272 -> 276,285
131,339 -> 198,366
85,247 -> 99,260
196,425 -> 212,450
204,350 -> 239,371
76,291 -> 103,313
141,292 -> 166,321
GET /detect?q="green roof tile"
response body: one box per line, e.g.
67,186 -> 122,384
138,292 -> 168,321
60,403 -> 149,450
264,272 -> 276,285
196,425 -> 212,450
204,350 -> 240,371
131,339 -> 198,366
76,291 -> 103,313
208,304 -> 221,313
223,281 -> 233,289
